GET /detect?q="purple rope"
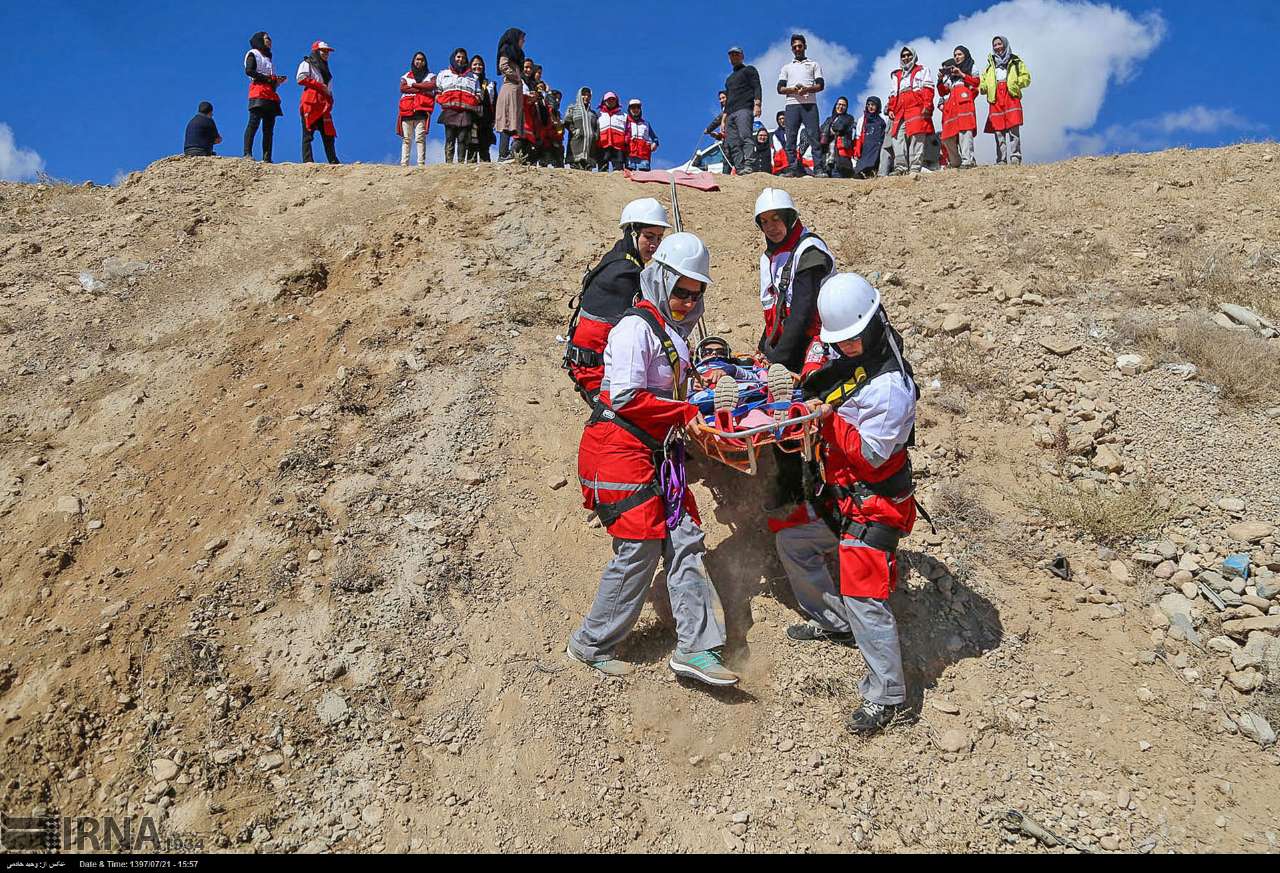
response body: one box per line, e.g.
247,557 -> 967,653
659,439 -> 687,531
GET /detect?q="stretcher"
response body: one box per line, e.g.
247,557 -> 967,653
682,337 -> 823,475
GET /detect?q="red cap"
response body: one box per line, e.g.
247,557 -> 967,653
311,40 -> 335,52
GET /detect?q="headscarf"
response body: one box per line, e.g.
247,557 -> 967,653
449,48 -> 468,74
496,28 -> 525,71
865,95 -> 882,115
577,86 -> 591,107
409,52 -> 429,83
307,45 -> 332,84
599,91 -> 618,111
249,32 -> 271,58
952,45 -> 975,76
993,36 -> 1012,68
470,54 -> 488,85
639,261 -> 705,338
899,47 -> 917,73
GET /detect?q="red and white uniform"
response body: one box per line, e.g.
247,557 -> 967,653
938,70 -> 979,139
887,64 -> 934,138
398,70 -> 437,133
773,370 -> 917,598
597,103 -> 627,150
246,49 -> 282,103
297,58 -> 336,137
759,225 -> 834,375
623,116 -> 657,160
435,68 -> 479,112
577,302 -> 699,541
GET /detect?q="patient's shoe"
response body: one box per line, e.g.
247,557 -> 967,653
767,362 -> 796,425
713,376 -> 739,432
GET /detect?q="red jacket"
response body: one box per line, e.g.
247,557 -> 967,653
938,71 -> 979,139
577,302 -> 699,540
298,58 -> 336,136
887,64 -> 934,138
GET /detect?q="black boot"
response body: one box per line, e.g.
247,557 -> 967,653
846,700 -> 902,736
786,621 -> 855,646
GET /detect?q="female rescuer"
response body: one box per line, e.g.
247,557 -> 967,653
563,198 -> 671,406
567,233 -> 739,688
754,187 -> 835,512
771,273 -> 921,735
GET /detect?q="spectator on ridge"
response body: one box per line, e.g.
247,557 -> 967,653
981,35 -> 1031,165
243,32 -> 285,162
564,86 -> 598,170
468,54 -> 496,162
184,102 -> 221,157
437,48 -> 481,164
397,51 -> 436,167
776,34 -> 824,177
494,28 -> 526,163
723,46 -> 762,172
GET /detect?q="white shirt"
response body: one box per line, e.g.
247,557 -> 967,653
779,58 -> 823,106
602,312 -> 690,408
835,371 -> 916,466
995,66 -> 1008,83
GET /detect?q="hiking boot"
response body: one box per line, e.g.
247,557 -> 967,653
669,649 -> 739,686
565,643 -> 632,677
786,620 -> 855,646
846,700 -> 903,736
713,375 -> 739,415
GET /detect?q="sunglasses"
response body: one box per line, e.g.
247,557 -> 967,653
671,286 -> 705,301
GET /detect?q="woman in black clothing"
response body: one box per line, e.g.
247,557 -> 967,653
469,54 -> 496,162
243,32 -> 285,162
819,96 -> 857,178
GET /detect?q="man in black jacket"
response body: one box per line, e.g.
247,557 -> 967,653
183,102 -> 222,157
722,46 -> 761,173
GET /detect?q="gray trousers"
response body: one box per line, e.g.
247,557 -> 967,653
994,125 -> 1021,164
942,130 -> 975,168
891,129 -> 926,174
775,520 -> 906,705
571,515 -> 726,660
723,108 -> 754,172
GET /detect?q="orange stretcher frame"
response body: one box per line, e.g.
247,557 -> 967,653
686,407 -> 822,475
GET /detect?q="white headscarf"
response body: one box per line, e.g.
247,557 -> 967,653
639,262 -> 704,339
993,36 -> 1013,68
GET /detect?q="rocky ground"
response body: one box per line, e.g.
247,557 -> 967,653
1,145 -> 1277,853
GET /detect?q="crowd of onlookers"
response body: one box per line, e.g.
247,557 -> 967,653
180,28 -> 1029,175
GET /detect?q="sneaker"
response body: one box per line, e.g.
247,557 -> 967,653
786,620 -> 855,646
767,362 -> 795,426
846,700 -> 902,735
669,649 -> 739,686
565,643 -> 632,677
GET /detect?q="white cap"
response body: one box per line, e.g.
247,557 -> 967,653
619,197 -> 671,229
311,40 -> 335,52
753,187 -> 796,221
628,98 -> 642,107
652,232 -> 712,285
818,273 -> 881,343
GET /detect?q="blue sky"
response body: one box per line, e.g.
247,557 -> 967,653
0,0 -> 1275,182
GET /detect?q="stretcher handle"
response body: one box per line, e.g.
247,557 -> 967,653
688,407 -> 824,440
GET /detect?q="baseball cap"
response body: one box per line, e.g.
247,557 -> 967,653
728,45 -> 744,54
311,40 -> 335,52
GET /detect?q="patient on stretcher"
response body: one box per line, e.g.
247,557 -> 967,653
688,337 -> 808,434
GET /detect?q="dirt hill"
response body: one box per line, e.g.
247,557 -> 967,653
1,146 -> 1278,853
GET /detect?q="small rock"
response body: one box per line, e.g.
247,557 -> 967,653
56,495 -> 82,515
1235,712 -> 1276,749
150,758 -> 179,782
203,537 -> 228,554
307,549 -> 322,563
316,691 -> 350,726
1217,498 -> 1246,514
547,476 -> 568,491
1115,354 -> 1148,376
1039,336 -> 1081,357
1227,671 -> 1262,693
1225,522 -> 1273,544
941,313 -> 971,335
938,729 -> 971,753
258,752 -> 285,771
1093,445 -> 1125,473
323,659 -> 347,682
929,699 -> 961,715
1108,560 -> 1131,582
777,738 -> 795,752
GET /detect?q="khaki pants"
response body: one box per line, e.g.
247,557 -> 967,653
943,130 -> 976,168
400,118 -> 426,166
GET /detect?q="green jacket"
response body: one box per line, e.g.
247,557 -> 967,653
980,54 -> 1031,101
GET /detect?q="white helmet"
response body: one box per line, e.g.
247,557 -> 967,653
753,187 -> 796,222
619,197 -> 671,229
652,232 -> 712,284
818,273 -> 881,343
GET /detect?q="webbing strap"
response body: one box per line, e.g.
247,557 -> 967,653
623,305 -> 684,400
588,400 -> 664,452
594,482 -> 660,528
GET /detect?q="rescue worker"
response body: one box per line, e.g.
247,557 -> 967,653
623,98 -> 659,172
938,46 -> 979,169
437,48 -> 481,164
563,87 -> 598,170
819,96 -> 856,178
568,233 -> 738,687
243,32 -> 286,162
886,47 -> 934,175
854,96 -> 887,179
563,199 -> 672,405
596,92 -> 626,172
297,40 -> 338,164
773,273 -> 919,735
981,35 -> 1031,165
754,188 -> 835,511
397,51 -> 436,167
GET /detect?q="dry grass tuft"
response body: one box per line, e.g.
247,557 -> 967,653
1174,317 -> 1280,405
1025,482 -> 1172,545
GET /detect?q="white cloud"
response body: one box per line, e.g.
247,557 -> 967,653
0,123 -> 45,181
858,0 -> 1167,163
754,30 -> 860,125
1066,104 -> 1260,153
